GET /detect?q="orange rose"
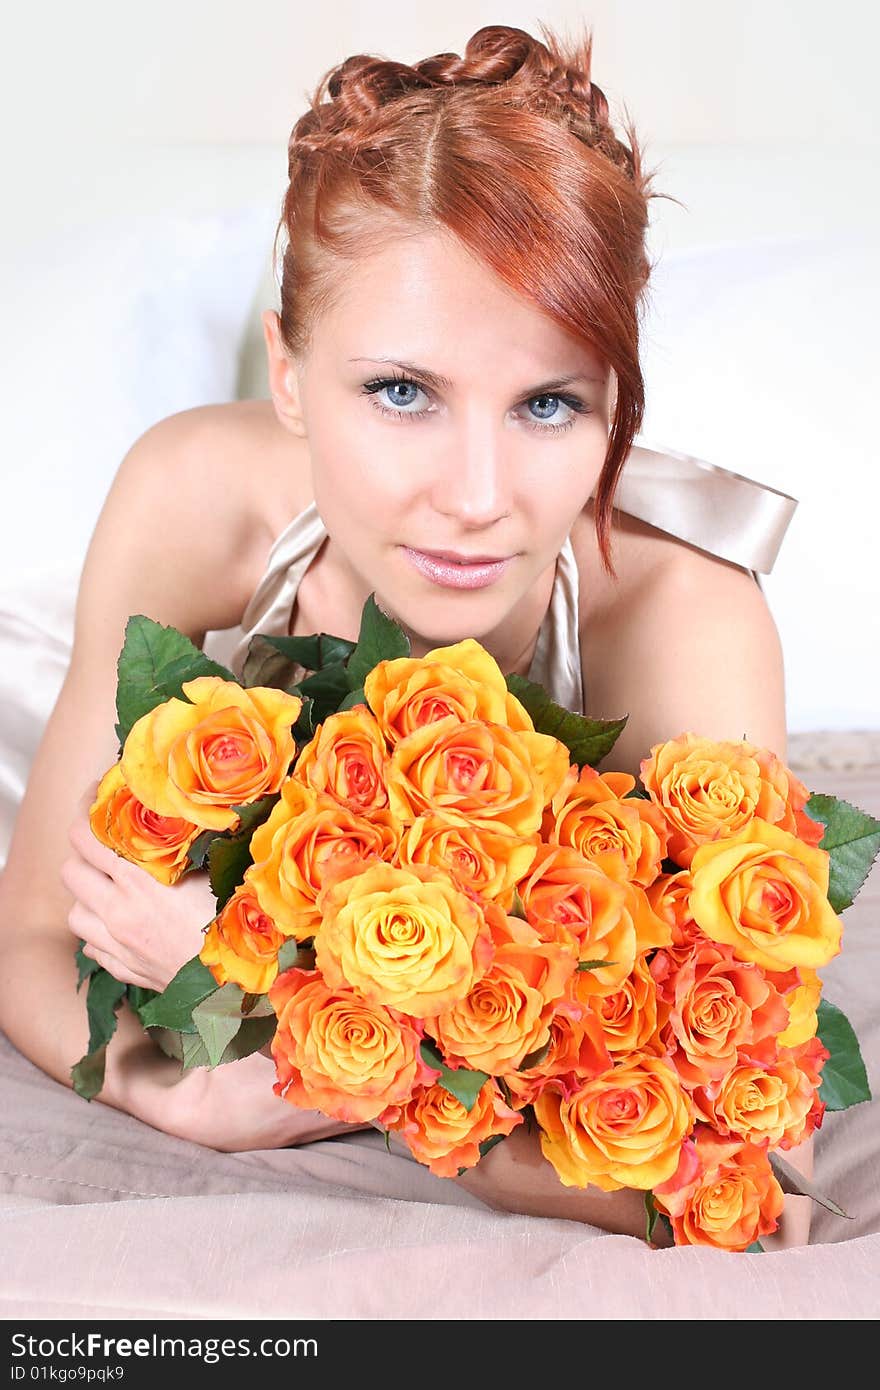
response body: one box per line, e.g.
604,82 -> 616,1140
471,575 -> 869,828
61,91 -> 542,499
120,676 -> 302,831
395,813 -> 538,906
89,762 -> 201,884
641,733 -> 827,867
593,955 -> 666,1059
386,718 -> 570,836
314,861 -> 495,1018
364,638 -> 534,746
292,706 -> 390,816
688,818 -> 842,970
199,882 -> 286,994
662,942 -> 790,1087
246,779 -> 399,941
380,1079 -> 523,1177
269,967 -> 438,1124
516,842 -> 629,954
534,1054 -> 692,1191
428,909 -> 577,1073
502,984 -> 612,1109
691,1036 -> 829,1148
653,1127 -> 785,1250
569,878 -> 672,999
646,870 -> 709,1000
543,764 -> 668,886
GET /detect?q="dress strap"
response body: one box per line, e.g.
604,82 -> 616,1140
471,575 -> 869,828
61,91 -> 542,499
616,443 -> 798,574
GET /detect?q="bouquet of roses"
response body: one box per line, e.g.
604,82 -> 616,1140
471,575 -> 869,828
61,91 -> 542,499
72,597 -> 876,1251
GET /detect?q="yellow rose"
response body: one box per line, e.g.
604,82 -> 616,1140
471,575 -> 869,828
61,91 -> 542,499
641,733 -> 829,867
199,882 -> 286,994
89,762 -> 201,884
246,779 -> 399,942
269,967 -> 437,1124
314,861 -> 495,1018
292,706 -> 390,816
364,638 -> 534,746
534,1054 -> 692,1191
688,818 -> 842,970
386,718 -> 569,836
121,676 -> 302,831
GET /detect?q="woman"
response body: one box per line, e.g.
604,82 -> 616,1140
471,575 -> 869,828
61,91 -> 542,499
0,22 -> 812,1244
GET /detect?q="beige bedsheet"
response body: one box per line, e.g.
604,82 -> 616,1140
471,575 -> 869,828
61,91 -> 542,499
1,764 -> 878,1320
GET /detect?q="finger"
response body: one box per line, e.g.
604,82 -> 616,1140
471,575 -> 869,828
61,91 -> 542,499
68,815 -> 135,880
67,900 -> 120,958
79,943 -> 154,990
60,851 -> 119,921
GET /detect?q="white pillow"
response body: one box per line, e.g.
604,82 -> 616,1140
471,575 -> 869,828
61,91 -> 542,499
638,234 -> 878,733
0,204 -> 276,867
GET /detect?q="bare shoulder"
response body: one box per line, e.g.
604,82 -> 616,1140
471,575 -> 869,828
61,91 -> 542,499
571,495 -> 785,777
111,398 -> 309,634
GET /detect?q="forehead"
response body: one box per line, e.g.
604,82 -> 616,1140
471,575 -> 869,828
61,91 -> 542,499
316,229 -> 607,381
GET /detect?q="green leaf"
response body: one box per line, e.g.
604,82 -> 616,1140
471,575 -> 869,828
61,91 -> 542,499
803,793 -> 880,913
277,939 -> 301,972
296,661 -> 354,724
338,686 -> 367,712
127,985 -> 159,1018
74,940 -> 100,989
505,672 -> 628,768
242,631 -> 357,689
816,997 -> 871,1111
241,991 -> 276,1018
420,1039 -> 488,1112
185,829 -> 217,871
578,959 -> 617,971
115,615 -> 237,745
346,594 -> 411,688
191,984 -> 249,1067
70,1045 -> 110,1102
180,1013 -> 277,1069
644,1189 -> 661,1244
70,967 -> 128,1100
769,1149 -> 853,1220
745,1241 -> 764,1253
509,889 -> 527,921
205,795 -> 278,909
518,1038 -> 551,1071
137,956 -> 219,1031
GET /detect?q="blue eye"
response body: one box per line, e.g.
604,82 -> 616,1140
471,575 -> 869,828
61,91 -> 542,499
360,373 -> 592,433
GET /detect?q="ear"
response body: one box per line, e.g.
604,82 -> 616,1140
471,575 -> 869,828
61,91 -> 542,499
261,310 -> 307,437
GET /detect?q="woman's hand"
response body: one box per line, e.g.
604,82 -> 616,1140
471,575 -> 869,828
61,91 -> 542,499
60,781 -> 217,993
160,1048 -> 373,1152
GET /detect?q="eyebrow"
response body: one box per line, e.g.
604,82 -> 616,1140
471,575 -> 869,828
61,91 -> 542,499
348,357 -> 606,394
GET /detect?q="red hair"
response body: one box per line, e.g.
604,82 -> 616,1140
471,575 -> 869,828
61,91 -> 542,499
274,21 -> 672,579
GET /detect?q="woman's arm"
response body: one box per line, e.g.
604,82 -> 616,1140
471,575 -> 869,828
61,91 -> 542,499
0,409 -> 366,1149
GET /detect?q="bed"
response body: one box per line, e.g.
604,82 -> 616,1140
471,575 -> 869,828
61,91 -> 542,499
1,152 -> 878,1319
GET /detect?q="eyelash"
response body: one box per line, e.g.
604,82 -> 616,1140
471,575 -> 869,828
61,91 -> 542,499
360,372 -> 592,434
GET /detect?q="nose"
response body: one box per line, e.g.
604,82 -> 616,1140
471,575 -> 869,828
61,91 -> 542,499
432,417 -> 512,528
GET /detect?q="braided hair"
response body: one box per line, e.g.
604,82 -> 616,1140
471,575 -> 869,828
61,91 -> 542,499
274,22 -> 672,579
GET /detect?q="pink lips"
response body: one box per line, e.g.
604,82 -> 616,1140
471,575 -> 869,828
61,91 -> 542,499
402,546 -> 513,590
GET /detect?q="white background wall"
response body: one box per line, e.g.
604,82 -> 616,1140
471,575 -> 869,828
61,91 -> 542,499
1,1 -> 878,733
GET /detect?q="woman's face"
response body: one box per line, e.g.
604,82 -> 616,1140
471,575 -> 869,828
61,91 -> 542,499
274,229 -> 611,650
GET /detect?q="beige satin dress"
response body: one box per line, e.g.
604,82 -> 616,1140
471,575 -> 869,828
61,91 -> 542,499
202,443 -> 797,713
